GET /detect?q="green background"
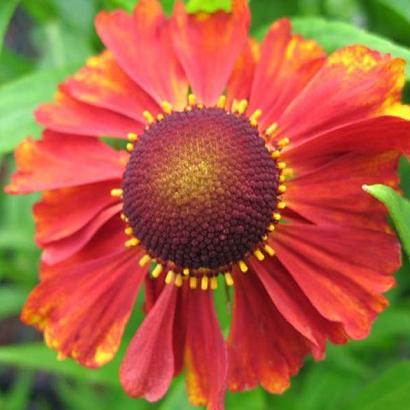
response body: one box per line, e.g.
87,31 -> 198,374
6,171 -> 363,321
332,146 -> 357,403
1,0 -> 410,409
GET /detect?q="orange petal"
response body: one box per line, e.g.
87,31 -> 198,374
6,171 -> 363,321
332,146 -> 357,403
171,0 -> 250,105
36,88 -> 142,137
121,285 -> 178,401
285,151 -> 400,230
228,269 -> 310,394
272,223 -> 399,339
278,45 -> 406,142
41,203 -> 122,265
185,290 -> 226,408
34,181 -> 120,245
5,131 -> 125,194
22,249 -> 146,368
96,1 -> 188,108
226,38 -> 260,106
65,51 -> 160,122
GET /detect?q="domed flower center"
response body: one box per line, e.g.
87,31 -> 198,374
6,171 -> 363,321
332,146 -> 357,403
123,107 -> 279,274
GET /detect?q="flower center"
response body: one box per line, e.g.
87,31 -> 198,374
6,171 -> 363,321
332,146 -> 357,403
123,107 -> 279,274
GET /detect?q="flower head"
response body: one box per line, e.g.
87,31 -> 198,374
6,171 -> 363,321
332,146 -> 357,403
6,0 -> 410,408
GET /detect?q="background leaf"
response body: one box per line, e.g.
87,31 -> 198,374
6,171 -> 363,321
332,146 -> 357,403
346,361 -> 410,410
0,0 -> 20,54
0,68 -> 72,153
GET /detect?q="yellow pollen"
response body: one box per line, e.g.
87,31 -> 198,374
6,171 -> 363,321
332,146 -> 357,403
143,110 -> 155,124
125,237 -> 140,248
201,276 -> 209,290
263,244 -> 275,257
126,143 -> 134,152
197,103 -> 204,109
151,264 -> 163,278
266,122 -> 278,136
282,168 -> 294,178
127,132 -> 138,142
216,95 -> 226,109
254,249 -> 265,261
279,175 -> 286,183
268,224 -> 275,232
262,235 -> 268,241
273,212 -> 282,221
239,260 -> 248,273
165,270 -> 175,284
183,268 -> 190,276
278,185 -> 287,193
237,99 -> 248,114
188,94 -> 196,106
271,150 -> 281,159
175,273 -> 184,287
210,277 -> 218,290
120,213 -> 127,221
189,276 -> 198,289
277,162 -> 287,170
277,201 -> 286,209
139,254 -> 151,267
161,101 -> 173,114
110,188 -> 123,198
231,99 -> 240,113
157,113 -> 164,121
224,272 -> 234,287
249,109 -> 262,126
124,226 -> 133,235
278,137 -> 290,147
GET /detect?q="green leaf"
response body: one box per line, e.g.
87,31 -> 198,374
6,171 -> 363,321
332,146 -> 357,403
375,0 -> 410,26
290,17 -> 410,79
0,343 -> 120,387
2,371 -> 33,410
0,0 -> 20,55
0,67 -> 73,153
346,361 -> 410,410
363,184 -> 410,257
0,286 -> 27,321
185,0 -> 231,13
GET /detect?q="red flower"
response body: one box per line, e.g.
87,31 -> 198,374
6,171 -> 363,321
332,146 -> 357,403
5,0 -> 410,408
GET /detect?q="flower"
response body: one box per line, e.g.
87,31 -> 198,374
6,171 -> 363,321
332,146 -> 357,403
5,0 -> 410,408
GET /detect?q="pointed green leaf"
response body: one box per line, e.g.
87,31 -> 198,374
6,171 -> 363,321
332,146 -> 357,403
363,184 -> 410,256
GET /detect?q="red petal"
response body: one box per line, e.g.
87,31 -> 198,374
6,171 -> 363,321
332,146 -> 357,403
249,258 -> 347,359
40,216 -> 126,279
284,116 -> 410,159
248,19 -> 325,128
278,46 -> 406,141
272,223 -> 400,339
185,290 -> 226,409
120,285 -> 178,401
96,1 -> 188,108
5,131 -> 126,194
227,39 -> 259,106
171,0 -> 250,105
41,204 -> 122,265
228,269 -> 310,393
285,151 -> 400,230
22,249 -> 145,368
34,181 -> 120,245
36,88 -> 142,137
143,278 -> 188,377
64,51 -> 160,122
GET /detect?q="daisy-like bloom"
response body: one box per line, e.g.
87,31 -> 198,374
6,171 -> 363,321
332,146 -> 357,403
6,0 -> 410,408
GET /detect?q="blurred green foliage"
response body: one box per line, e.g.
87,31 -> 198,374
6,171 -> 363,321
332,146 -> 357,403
0,0 -> 410,409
